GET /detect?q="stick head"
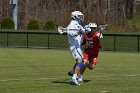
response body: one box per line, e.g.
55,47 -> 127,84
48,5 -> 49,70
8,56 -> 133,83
98,24 -> 108,31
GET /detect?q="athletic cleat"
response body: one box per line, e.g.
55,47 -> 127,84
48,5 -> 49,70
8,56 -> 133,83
68,71 -> 73,76
78,77 -> 83,82
70,78 -> 80,85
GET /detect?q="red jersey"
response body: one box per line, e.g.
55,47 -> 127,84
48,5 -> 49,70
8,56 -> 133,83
82,32 -> 101,55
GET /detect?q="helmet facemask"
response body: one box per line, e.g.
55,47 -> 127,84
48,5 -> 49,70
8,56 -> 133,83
76,15 -> 84,23
71,11 -> 84,23
89,23 -> 97,32
91,27 -> 97,32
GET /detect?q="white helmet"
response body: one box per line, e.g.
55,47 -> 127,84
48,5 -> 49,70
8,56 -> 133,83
71,11 -> 84,23
89,23 -> 97,31
89,23 -> 97,28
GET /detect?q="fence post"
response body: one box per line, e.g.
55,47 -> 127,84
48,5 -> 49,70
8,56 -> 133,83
6,32 -> 9,47
27,32 -> 28,48
48,34 -> 50,49
114,35 -> 116,51
138,35 -> 139,52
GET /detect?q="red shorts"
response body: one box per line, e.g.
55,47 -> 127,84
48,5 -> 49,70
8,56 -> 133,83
83,50 -> 99,65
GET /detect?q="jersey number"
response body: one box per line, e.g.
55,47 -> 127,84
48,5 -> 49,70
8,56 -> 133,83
86,41 -> 93,48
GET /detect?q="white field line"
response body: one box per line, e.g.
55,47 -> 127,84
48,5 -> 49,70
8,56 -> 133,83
0,74 -> 139,82
0,74 -> 140,82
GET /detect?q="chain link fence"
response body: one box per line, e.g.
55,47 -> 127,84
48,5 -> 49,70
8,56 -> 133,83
0,31 -> 140,52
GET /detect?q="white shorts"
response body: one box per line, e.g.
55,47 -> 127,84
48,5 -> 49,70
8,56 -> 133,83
69,46 -> 83,59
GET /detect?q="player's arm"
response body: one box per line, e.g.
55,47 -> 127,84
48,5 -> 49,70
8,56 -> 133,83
67,30 -> 79,37
81,34 -> 87,45
67,23 -> 85,37
96,32 -> 102,48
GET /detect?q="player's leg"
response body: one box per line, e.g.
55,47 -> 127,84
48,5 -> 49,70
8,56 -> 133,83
70,58 -> 83,85
78,60 -> 86,81
78,52 -> 89,81
68,46 -> 77,76
68,62 -> 77,76
86,57 -> 98,70
69,46 -> 83,85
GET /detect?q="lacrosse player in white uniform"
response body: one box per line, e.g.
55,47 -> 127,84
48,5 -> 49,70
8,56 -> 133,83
67,11 -> 91,85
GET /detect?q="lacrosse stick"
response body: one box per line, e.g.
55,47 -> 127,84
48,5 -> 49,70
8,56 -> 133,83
98,24 -> 108,31
97,24 -> 108,39
58,26 -> 79,34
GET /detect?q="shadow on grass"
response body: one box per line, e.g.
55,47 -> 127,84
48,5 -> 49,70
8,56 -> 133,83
52,78 -> 91,85
52,81 -> 70,84
83,79 -> 91,83
52,78 -> 70,85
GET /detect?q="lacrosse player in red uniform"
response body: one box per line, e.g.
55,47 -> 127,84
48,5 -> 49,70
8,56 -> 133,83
78,23 -> 103,81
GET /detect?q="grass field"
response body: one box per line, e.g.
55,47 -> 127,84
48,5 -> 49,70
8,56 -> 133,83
0,48 -> 140,93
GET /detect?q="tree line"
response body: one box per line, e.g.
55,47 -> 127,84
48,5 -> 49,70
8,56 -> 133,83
0,0 -> 140,32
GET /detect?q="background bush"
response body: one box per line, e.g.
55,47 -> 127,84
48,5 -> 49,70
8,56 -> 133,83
127,15 -> 140,32
44,21 -> 56,31
0,17 -> 14,29
27,19 -> 39,30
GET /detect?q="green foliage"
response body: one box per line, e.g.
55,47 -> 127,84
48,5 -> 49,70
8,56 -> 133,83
27,19 -> 39,30
105,15 -> 140,32
127,15 -> 140,32
0,17 -> 14,29
107,24 -> 118,32
44,20 -> 56,31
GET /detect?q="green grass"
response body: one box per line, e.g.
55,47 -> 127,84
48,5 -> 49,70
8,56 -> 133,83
0,48 -> 140,93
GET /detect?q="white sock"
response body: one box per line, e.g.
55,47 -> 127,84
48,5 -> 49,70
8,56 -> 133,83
72,74 -> 77,79
79,74 -> 83,78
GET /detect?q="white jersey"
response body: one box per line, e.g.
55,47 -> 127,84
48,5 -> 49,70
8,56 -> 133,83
67,20 -> 84,59
67,20 -> 84,47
